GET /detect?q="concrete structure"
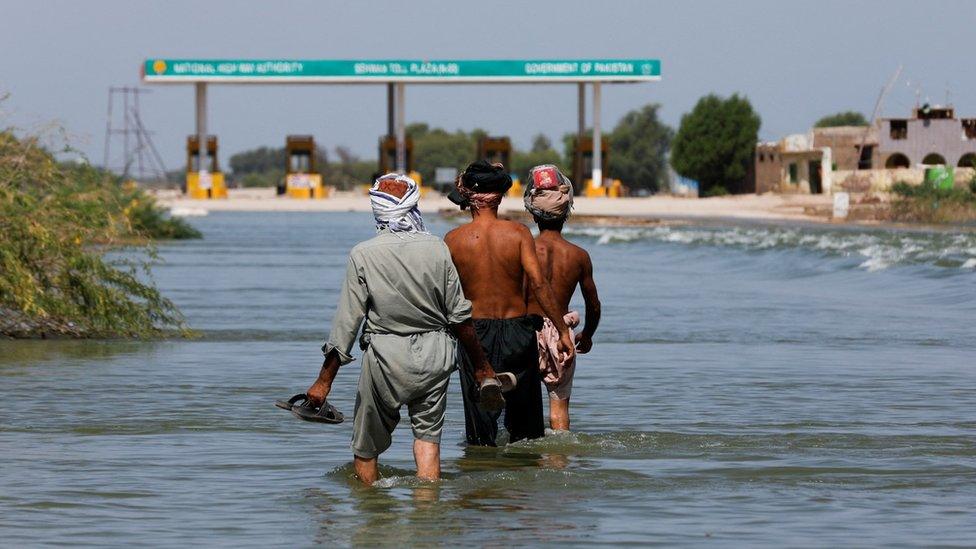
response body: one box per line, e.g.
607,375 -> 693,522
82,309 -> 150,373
811,126 -> 879,170
878,106 -> 976,168
832,166 -> 975,193
751,106 -> 976,195
142,58 -> 661,197
751,133 -> 832,194
751,142 -> 781,194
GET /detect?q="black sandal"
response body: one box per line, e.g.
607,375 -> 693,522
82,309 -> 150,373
478,378 -> 505,412
274,393 -> 309,411
291,400 -> 345,424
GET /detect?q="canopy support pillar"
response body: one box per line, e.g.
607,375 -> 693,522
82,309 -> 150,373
195,82 -> 207,174
577,82 -> 586,138
395,83 -> 406,174
591,82 -> 602,188
386,83 -> 395,137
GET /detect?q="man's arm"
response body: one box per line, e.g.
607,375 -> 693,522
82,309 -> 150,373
449,320 -> 496,384
307,350 -> 341,404
517,226 -> 575,359
307,255 -> 368,405
575,250 -> 601,354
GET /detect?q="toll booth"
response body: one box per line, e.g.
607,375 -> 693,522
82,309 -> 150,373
376,135 -> 424,189
477,136 -> 511,166
571,136 -> 621,197
571,136 -> 608,193
477,136 -> 521,196
186,135 -> 227,199
378,135 -> 414,175
284,135 -> 325,199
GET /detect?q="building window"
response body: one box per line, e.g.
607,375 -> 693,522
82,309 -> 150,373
788,163 -> 798,183
958,153 -> 976,168
758,152 -> 765,162
963,119 -> 976,140
890,120 -> 908,140
922,153 -> 946,166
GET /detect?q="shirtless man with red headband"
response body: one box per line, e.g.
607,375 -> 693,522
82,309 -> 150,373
523,164 -> 601,431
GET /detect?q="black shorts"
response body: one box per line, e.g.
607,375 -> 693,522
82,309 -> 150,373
458,315 -> 545,446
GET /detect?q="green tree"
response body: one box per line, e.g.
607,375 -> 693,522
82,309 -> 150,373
561,132 -> 578,167
530,133 -> 552,153
228,144 -> 330,188
671,93 -> 761,195
814,111 -> 868,128
409,125 -> 482,185
557,105 -> 672,192
238,170 -> 282,188
228,146 -> 286,175
609,104 -> 673,192
228,146 -> 285,188
504,133 -> 566,180
511,149 -> 566,180
323,146 -> 376,190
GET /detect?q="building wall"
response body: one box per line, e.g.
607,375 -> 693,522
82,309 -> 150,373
778,150 -> 825,194
753,143 -> 830,194
879,118 -> 976,167
812,126 -> 880,170
753,143 -> 782,193
832,167 -> 975,193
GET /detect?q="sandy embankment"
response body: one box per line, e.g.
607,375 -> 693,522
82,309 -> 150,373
151,188 -> 835,223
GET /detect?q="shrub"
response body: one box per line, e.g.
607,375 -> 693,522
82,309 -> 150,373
887,180 -> 976,224
1,130 -> 194,338
703,185 -> 730,197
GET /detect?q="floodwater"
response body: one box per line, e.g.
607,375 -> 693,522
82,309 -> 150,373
2,212 -> 975,546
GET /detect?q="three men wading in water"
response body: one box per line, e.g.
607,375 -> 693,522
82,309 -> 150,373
291,161 -> 599,485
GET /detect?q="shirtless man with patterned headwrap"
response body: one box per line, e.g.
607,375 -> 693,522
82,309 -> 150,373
298,174 -> 502,485
524,165 -> 601,431
444,160 -> 575,446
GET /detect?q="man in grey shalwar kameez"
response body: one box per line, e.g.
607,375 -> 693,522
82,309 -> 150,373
303,174 -> 505,485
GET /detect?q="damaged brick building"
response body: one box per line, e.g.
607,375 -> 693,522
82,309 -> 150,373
747,105 -> 976,194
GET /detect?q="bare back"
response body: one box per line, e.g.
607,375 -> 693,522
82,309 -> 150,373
445,217 -> 532,319
527,232 -> 591,316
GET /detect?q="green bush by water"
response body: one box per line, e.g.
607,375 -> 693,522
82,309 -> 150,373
0,130 -> 198,338
702,185 -> 730,197
888,180 -> 976,224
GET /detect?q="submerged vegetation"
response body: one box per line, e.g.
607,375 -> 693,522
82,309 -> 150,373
0,129 -> 199,338
887,181 -> 976,224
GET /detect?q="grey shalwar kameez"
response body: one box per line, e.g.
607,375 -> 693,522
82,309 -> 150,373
322,229 -> 472,459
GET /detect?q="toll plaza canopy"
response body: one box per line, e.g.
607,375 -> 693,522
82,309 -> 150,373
142,58 -> 661,183
143,58 -> 660,83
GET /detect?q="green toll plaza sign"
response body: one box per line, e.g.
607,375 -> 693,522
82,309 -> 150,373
143,59 -> 661,83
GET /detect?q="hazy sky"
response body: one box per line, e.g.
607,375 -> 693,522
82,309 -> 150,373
2,0 -> 974,172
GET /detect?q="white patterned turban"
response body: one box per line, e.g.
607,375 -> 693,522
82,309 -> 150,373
369,173 -> 428,234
